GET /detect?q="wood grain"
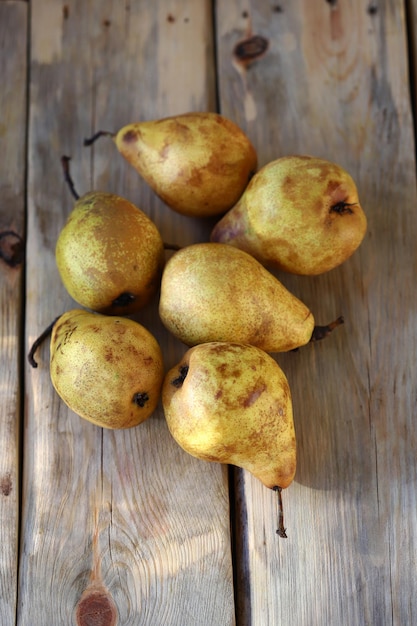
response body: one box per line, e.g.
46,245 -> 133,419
216,1 -> 417,624
21,2 -> 234,624
2,1 -> 417,624
0,2 -> 27,624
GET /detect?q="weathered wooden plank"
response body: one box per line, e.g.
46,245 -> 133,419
216,1 -> 417,624
21,2 -> 234,624
0,2 -> 27,624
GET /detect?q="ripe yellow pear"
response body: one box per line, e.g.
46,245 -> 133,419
211,155 -> 367,275
84,112 -> 257,217
50,309 -> 164,429
162,341 -> 296,493
56,187 -> 165,315
159,242 -> 341,352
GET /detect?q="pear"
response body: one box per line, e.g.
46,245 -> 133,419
50,309 -> 164,429
162,341 -> 296,534
211,155 -> 367,275
84,112 -> 257,218
159,242 -> 342,352
56,158 -> 165,315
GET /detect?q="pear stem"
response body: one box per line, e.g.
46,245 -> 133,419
61,155 -> 80,201
83,130 -> 115,146
310,315 -> 344,343
28,316 -> 60,368
273,486 -> 287,538
62,155 -> 181,254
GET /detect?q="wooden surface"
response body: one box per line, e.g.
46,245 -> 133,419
1,1 -> 417,624
0,2 -> 27,623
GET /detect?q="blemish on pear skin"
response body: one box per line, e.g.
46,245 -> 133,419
172,365 -> 189,388
186,166 -> 204,188
326,178 -> 344,197
133,392 -> 149,408
211,342 -> 241,355
104,349 -> 118,363
160,141 -> 171,160
53,321 -> 65,337
215,362 -> 242,379
62,325 -> 77,345
282,173 -> 294,187
171,120 -> 192,136
211,217 -> 245,244
242,383 -> 267,407
122,129 -> 138,143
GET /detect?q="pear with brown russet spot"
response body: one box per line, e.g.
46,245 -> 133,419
84,112 -> 257,218
211,155 -> 367,275
50,309 -> 164,429
162,341 -> 296,536
56,156 -> 165,316
159,242 -> 343,353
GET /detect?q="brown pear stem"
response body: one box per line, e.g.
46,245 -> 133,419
62,155 -> 179,258
273,486 -> 287,538
310,315 -> 344,343
61,155 -> 80,201
28,316 -> 60,368
83,130 -> 115,146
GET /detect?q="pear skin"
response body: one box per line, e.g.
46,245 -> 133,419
211,155 -> 367,275
159,242 -> 315,352
50,309 -> 164,429
162,342 -> 296,490
56,192 -> 165,315
113,112 -> 257,217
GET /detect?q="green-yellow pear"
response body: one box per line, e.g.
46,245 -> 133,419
211,155 -> 367,275
84,112 -> 257,218
50,309 -> 164,429
162,341 -> 296,494
56,186 -> 165,315
159,242 -> 342,352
